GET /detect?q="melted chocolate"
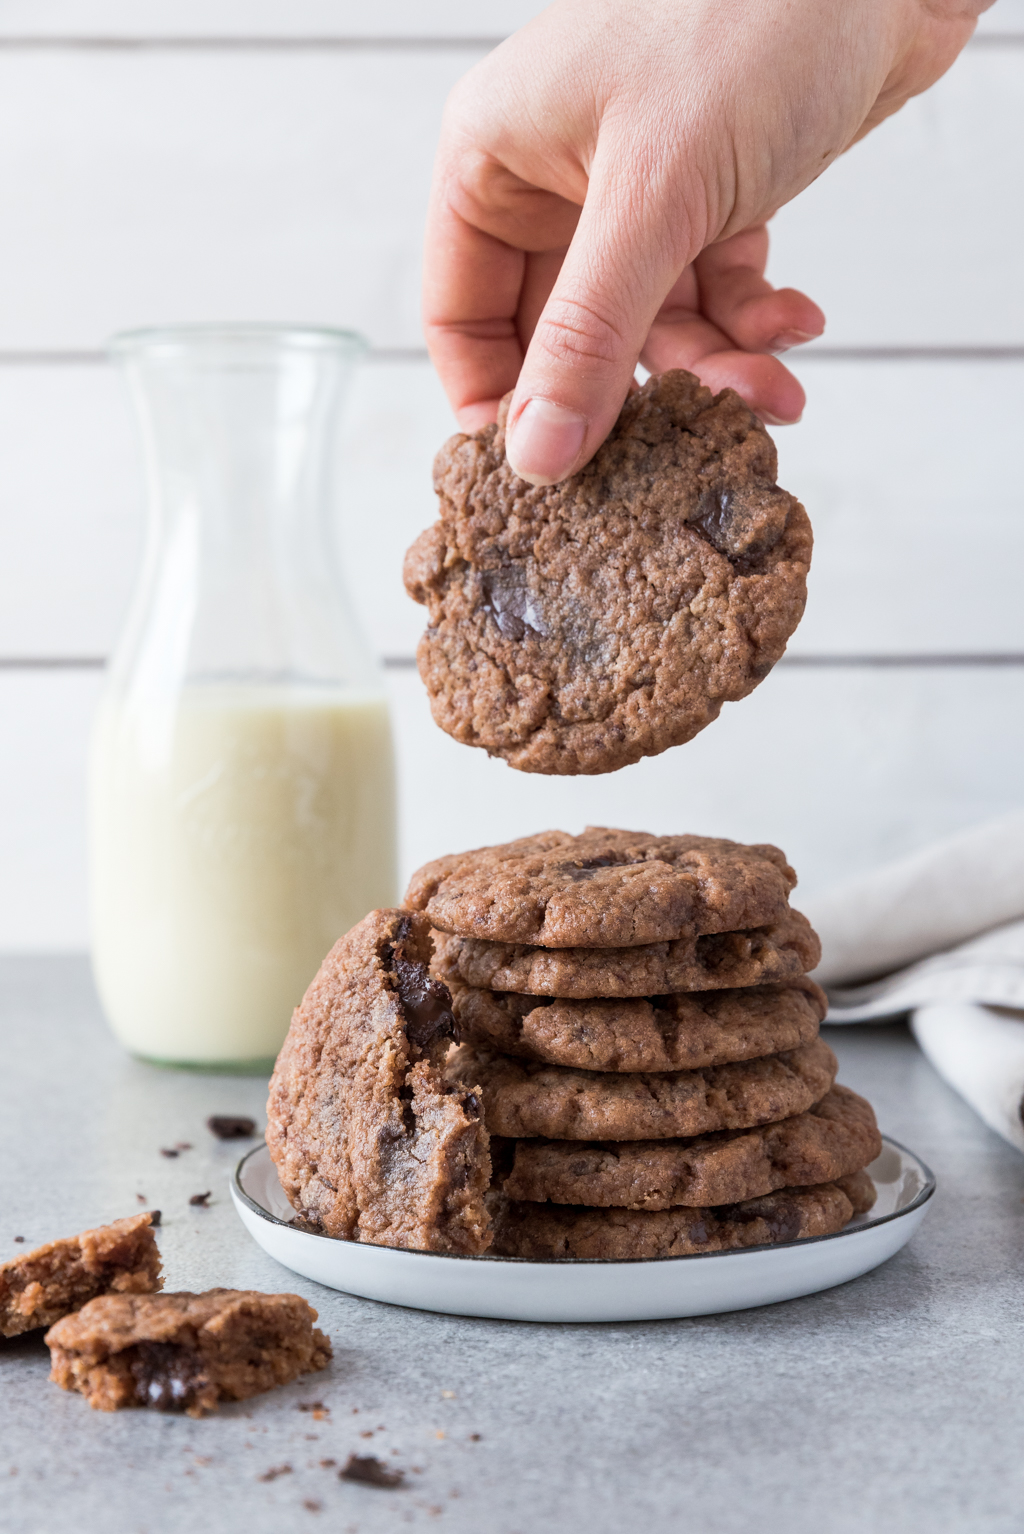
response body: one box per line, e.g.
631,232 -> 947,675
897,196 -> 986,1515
392,952 -> 457,1053
127,1342 -> 210,1412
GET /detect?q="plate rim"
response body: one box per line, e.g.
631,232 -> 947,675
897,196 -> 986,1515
233,1134 -> 936,1268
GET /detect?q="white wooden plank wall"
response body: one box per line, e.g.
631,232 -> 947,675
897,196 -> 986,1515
1,5 -> 1022,948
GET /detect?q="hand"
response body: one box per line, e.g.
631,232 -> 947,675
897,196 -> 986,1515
423,0 -> 985,484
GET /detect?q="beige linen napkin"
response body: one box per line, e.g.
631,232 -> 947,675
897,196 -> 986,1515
799,809 -> 1024,1150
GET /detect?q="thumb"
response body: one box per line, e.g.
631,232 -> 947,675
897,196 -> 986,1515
505,155 -> 698,486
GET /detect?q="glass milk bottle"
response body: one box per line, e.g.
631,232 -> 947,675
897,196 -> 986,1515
90,326 -> 397,1069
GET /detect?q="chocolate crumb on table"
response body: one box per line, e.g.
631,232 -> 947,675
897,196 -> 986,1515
207,1115 -> 257,1140
340,1455 -> 404,1488
258,1464 -> 293,1482
189,1192 -> 212,1208
45,1289 -> 331,1415
0,1213 -> 161,1339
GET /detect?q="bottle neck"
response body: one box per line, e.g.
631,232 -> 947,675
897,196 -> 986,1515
108,328 -> 379,701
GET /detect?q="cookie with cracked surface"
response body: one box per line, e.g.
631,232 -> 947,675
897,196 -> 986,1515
266,909 -> 492,1254
494,1084 -> 881,1209
405,827 -> 795,946
445,1036 -> 837,1141
432,908 -> 821,999
404,370 -> 812,775
490,1172 -> 876,1259
46,1289 -> 330,1415
0,1213 -> 162,1339
449,975 -> 825,1073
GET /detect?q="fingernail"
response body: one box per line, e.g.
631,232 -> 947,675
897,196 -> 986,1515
768,330 -> 817,354
759,410 -> 802,426
506,398 -> 588,486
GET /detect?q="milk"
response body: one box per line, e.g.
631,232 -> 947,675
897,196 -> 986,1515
90,684 -> 397,1065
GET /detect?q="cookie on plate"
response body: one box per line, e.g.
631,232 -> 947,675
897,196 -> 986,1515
495,1085 -> 881,1209
405,828 -> 796,947
490,1172 -> 877,1260
46,1289 -> 330,1415
0,1213 -> 162,1339
448,976 -> 825,1073
404,370 -> 812,775
266,910 -> 491,1254
431,909 -> 821,999
445,1037 -> 837,1141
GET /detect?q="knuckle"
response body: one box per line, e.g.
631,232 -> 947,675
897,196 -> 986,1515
534,297 -> 627,373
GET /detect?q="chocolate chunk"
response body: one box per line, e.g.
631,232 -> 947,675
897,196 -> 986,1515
207,1116 -> 257,1140
691,484 -> 789,563
340,1455 -> 404,1489
149,1210 -> 162,1227
128,1341 -> 212,1413
481,565 -> 548,641
13,1236 -> 23,1244
383,924 -> 458,1052
160,1148 -> 179,1159
189,1192 -> 212,1208
258,1464 -> 293,1483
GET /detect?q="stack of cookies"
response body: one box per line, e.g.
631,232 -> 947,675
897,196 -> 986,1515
407,828 -> 882,1260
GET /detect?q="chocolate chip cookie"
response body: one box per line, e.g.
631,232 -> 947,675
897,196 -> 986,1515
432,909 -> 821,998
490,1171 -> 876,1259
404,370 -> 812,775
448,976 -> 825,1072
446,1036 -> 837,1140
46,1290 -> 331,1415
266,910 -> 491,1254
495,1085 -> 880,1209
0,1213 -> 162,1339
406,827 -> 796,946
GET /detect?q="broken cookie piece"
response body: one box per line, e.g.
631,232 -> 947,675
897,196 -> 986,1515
0,1212 -> 161,1339
266,909 -> 493,1254
45,1289 -> 331,1415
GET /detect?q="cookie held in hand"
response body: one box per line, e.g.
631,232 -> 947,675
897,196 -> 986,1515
404,370 -> 811,775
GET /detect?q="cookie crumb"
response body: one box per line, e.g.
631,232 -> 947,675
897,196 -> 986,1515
258,1464 -> 293,1483
13,1237 -> 23,1244
189,1192 -> 212,1208
136,1194 -> 147,1204
441,1391 -> 455,1399
160,1149 -> 179,1158
339,1455 -> 404,1489
469,1434 -> 481,1442
207,1116 -> 257,1140
319,1459 -> 336,1469
303,1500 -> 322,1513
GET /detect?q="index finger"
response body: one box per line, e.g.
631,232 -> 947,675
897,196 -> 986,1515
422,189 -> 525,430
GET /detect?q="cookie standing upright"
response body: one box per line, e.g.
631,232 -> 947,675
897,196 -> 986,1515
266,909 -> 492,1254
404,370 -> 812,775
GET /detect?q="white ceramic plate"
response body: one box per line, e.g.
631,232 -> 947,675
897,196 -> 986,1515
231,1137 -> 934,1324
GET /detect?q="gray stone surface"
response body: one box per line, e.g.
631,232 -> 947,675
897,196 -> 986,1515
1,955 -> 1022,1534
